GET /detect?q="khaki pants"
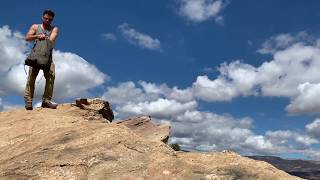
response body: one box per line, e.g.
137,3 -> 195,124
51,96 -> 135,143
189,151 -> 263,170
24,63 -> 55,103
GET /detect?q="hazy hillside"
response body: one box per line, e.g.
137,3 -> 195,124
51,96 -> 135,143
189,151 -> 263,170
248,156 -> 320,180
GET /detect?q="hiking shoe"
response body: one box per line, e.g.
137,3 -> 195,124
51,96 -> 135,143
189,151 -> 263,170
25,101 -> 33,110
41,101 -> 58,109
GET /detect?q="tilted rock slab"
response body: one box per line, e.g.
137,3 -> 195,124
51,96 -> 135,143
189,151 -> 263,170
0,101 -> 304,180
117,116 -> 170,143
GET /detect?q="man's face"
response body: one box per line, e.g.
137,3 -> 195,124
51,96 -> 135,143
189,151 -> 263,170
42,14 -> 53,25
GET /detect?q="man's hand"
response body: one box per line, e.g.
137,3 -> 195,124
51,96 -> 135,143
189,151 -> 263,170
38,34 -> 47,40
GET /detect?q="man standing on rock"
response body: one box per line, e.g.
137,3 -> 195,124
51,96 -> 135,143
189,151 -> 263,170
24,9 -> 59,110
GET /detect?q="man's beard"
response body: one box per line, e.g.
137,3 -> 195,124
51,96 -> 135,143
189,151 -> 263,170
43,21 -> 51,26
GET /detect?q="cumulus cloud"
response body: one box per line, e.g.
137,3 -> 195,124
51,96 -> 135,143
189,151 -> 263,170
306,119 -> 320,140
52,51 -> 108,99
266,130 -> 318,150
177,0 -> 228,23
193,43 -> 320,102
170,109 -> 292,155
214,16 -> 224,25
102,81 -> 194,107
167,108 -> 318,155
190,32 -> 320,115
0,25 -> 28,73
258,32 -> 314,54
167,87 -> 194,103
101,81 -> 196,118
118,23 -> 161,51
118,99 -> 197,118
304,149 -> 320,160
193,61 -> 258,101
102,33 -> 117,41
258,44 -> 320,98
0,25 -> 108,101
101,81 -> 158,105
286,83 -> 320,115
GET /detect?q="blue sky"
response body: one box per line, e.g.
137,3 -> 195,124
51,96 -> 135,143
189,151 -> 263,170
1,0 -> 320,160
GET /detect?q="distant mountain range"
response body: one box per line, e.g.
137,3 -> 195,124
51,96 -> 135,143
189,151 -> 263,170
248,156 -> 320,180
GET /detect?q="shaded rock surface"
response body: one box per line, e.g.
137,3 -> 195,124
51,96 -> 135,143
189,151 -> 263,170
0,99 -> 303,180
117,116 -> 170,143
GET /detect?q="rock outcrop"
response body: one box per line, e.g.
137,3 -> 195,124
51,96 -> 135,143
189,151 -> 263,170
117,116 -> 170,143
0,99 -> 303,180
75,98 -> 114,122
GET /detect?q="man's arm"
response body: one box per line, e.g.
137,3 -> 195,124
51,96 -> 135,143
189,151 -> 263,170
25,24 -> 42,41
49,27 -> 59,43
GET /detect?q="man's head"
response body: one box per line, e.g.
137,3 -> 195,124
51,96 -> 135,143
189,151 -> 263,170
42,9 -> 55,26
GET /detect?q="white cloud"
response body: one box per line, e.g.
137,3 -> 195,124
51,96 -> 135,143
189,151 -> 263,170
243,136 -> 277,154
171,110 -> 281,154
52,51 -> 108,99
101,81 -> 198,119
304,149 -> 320,160
286,83 -> 320,115
102,81 -> 194,107
266,130 -> 318,149
306,119 -> 320,140
214,16 -> 224,25
0,25 -> 109,101
118,99 -> 197,118
193,42 -> 320,102
193,75 -> 238,101
192,61 -> 258,101
177,0 -> 227,23
258,33 -> 296,54
103,33 -> 117,41
191,32 -> 320,115
168,87 -> 194,103
101,81 -> 159,105
139,81 -> 171,95
258,32 -> 314,54
259,44 -> 320,98
118,23 -> 161,51
0,25 -> 28,73
171,109 -> 320,155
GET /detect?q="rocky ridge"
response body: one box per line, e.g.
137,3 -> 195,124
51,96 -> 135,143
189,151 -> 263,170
0,99 -> 303,179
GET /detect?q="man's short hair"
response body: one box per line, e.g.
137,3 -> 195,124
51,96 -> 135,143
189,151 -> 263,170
43,9 -> 55,18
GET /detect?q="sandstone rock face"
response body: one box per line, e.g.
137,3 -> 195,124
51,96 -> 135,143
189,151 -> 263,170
0,100 -> 303,180
117,116 -> 170,143
75,98 -> 114,122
